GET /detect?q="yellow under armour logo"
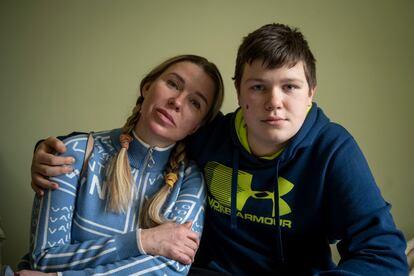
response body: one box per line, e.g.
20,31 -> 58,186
205,162 -> 294,217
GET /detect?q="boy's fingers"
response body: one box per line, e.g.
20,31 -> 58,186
33,162 -> 73,177
31,181 -> 43,195
37,153 -> 74,167
31,173 -> 59,190
43,136 -> 67,154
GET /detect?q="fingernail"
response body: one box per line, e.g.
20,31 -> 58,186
52,183 -> 59,189
70,157 -> 76,163
64,165 -> 74,172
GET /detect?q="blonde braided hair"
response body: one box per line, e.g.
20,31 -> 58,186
139,142 -> 187,228
105,97 -> 143,213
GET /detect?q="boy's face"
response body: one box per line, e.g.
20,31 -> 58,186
237,60 -> 315,156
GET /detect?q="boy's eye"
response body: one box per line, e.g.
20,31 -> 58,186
251,84 -> 265,91
283,84 -> 298,92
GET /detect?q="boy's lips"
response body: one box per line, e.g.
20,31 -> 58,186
156,108 -> 176,126
262,116 -> 286,125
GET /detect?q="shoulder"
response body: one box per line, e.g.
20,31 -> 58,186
321,122 -> 353,140
185,112 -> 234,159
60,129 -> 117,160
90,129 -> 119,154
180,161 -> 204,186
183,160 -> 203,177
60,133 -> 89,157
313,122 -> 367,168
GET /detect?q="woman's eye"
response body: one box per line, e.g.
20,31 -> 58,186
167,79 -> 179,90
190,99 -> 201,109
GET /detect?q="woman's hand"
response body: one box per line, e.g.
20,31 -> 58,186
31,136 -> 75,195
140,221 -> 199,265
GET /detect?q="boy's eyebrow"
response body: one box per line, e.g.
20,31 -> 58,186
243,78 -> 267,84
244,77 -> 304,83
168,72 -> 209,106
280,77 -> 304,84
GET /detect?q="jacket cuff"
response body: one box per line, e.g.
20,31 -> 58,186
115,230 -> 140,259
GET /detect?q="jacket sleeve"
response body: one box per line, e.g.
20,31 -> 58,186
321,136 -> 408,275
30,135 -> 142,272
55,162 -> 207,276
56,255 -> 189,276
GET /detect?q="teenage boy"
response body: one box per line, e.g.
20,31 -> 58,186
30,23 -> 408,275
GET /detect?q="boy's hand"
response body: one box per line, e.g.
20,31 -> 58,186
31,136 -> 75,196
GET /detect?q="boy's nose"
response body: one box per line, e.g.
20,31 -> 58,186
265,89 -> 282,111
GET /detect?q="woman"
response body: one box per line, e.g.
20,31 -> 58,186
16,54 -> 224,275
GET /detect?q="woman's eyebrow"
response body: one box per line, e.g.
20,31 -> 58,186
169,72 -> 209,106
194,91 -> 209,106
168,72 -> 185,84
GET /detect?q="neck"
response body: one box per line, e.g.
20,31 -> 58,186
247,133 -> 287,157
132,124 -> 175,149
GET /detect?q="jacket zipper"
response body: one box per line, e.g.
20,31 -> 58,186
136,147 -> 155,220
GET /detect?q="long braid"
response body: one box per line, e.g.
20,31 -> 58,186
140,141 -> 188,228
105,96 -> 143,213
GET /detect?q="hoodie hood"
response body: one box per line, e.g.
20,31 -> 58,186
231,103 -> 331,165
228,103 -> 330,261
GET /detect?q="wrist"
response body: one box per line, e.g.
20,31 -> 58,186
136,228 -> 147,254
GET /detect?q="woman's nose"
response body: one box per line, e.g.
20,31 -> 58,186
168,96 -> 182,112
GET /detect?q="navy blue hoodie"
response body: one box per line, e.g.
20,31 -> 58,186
187,104 -> 408,275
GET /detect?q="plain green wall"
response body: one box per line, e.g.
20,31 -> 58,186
1,0 -> 413,269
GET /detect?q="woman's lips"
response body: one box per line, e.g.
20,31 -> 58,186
156,108 -> 176,126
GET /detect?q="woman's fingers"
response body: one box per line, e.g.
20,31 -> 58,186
140,222 -> 200,264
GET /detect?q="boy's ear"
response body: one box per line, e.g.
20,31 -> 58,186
235,82 -> 242,106
308,86 -> 316,104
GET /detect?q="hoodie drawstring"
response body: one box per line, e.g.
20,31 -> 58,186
274,160 -> 285,263
230,148 -> 239,229
230,146 -> 285,262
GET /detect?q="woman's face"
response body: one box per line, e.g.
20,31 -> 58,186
135,61 -> 215,147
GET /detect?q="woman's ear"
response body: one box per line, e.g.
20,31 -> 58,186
142,82 -> 152,97
189,124 -> 201,135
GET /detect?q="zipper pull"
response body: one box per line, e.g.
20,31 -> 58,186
147,147 -> 155,168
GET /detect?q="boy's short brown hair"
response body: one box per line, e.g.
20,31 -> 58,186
233,23 -> 316,91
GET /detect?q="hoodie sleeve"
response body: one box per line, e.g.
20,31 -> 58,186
30,135 -> 141,272
322,135 -> 408,275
